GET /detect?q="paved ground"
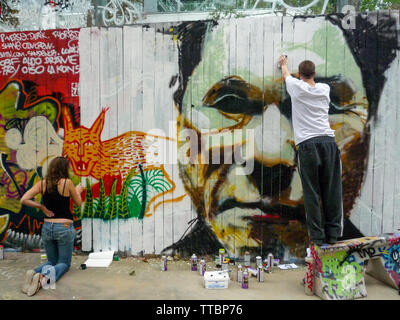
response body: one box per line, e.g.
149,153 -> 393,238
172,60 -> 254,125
0,252 -> 399,300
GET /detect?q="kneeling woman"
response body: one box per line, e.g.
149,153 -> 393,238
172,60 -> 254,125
20,156 -> 83,296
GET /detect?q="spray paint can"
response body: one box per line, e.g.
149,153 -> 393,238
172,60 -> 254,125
304,256 -> 315,295
237,264 -> 243,283
161,255 -> 167,271
244,251 -> 250,268
0,245 -> 3,260
277,54 -> 288,69
242,269 -> 249,289
256,256 -> 262,267
267,253 -> 274,273
41,254 -> 47,264
191,254 -> 198,271
222,259 -> 229,271
215,255 -> 221,268
257,265 -> 264,282
200,259 -> 206,276
219,248 -> 225,267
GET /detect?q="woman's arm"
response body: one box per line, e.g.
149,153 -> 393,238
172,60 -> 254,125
20,182 -> 54,217
68,179 -> 83,207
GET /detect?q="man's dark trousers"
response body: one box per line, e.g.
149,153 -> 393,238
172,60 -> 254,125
297,135 -> 343,243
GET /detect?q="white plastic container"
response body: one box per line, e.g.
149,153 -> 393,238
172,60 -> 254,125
204,271 -> 229,289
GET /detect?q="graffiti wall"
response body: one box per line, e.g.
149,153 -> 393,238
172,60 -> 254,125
0,29 -> 80,248
0,12 -> 399,260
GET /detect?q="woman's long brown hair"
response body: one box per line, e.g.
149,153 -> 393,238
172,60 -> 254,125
45,157 -> 70,193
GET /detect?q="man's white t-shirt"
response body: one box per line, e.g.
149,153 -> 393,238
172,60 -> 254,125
285,75 -> 335,146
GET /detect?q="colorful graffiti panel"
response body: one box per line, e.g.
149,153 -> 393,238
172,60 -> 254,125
0,29 -> 80,247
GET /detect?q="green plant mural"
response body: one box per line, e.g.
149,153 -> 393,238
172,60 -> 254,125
94,178 -> 106,219
77,168 -> 172,221
108,179 -> 117,220
81,178 -> 93,219
128,167 -> 172,220
118,168 -> 135,219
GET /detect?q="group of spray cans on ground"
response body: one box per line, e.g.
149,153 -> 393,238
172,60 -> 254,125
160,248 -> 275,290
237,251 -> 274,289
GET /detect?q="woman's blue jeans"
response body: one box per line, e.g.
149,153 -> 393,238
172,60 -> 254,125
34,221 -> 75,283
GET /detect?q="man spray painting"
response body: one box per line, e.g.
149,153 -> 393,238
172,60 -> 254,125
279,56 -> 343,246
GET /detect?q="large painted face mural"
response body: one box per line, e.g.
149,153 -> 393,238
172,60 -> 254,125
168,13 -> 400,258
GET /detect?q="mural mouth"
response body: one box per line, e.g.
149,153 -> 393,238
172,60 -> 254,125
216,198 -> 304,225
75,161 -> 89,172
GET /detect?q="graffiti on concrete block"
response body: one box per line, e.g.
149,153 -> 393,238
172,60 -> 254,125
381,244 -> 400,286
311,235 -> 400,299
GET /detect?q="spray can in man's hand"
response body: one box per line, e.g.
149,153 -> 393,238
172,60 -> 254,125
277,54 -> 288,69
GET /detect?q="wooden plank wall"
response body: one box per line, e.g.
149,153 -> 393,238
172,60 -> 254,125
77,14 -> 400,255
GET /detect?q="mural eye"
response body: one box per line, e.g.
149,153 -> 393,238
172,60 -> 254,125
202,76 -> 264,115
84,141 -> 93,146
71,141 -> 78,146
314,75 -> 358,114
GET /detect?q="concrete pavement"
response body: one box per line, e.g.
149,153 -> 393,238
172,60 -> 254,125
0,252 -> 399,300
